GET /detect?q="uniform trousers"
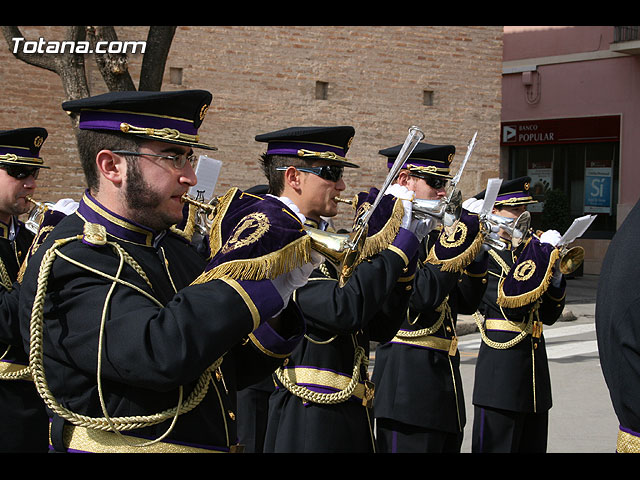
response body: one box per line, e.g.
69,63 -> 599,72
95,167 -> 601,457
376,417 -> 463,453
472,405 -> 548,453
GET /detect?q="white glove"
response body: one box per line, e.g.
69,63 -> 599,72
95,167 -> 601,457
540,229 -> 562,247
409,217 -> 437,242
385,184 -> 415,230
267,195 -> 306,224
462,197 -> 484,214
271,261 -> 315,311
51,198 -> 79,215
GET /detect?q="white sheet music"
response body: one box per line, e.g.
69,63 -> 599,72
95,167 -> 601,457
559,214 -> 597,245
481,178 -> 503,216
188,155 -> 222,201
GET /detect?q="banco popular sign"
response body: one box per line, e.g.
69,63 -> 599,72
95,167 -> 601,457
501,115 -> 620,146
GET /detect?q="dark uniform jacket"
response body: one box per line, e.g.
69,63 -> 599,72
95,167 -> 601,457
0,217 -> 49,452
18,192 -> 305,453
263,226 -> 419,453
596,198 -> 640,446
472,239 -> 566,413
372,231 -> 488,434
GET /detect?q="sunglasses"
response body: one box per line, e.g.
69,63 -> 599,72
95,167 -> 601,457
112,150 -> 198,170
0,164 -> 40,180
419,175 -> 449,190
276,165 -> 344,182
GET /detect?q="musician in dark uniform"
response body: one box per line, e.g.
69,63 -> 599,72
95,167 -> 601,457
371,142 -> 488,452
469,176 -> 566,453
596,197 -> 640,452
256,126 -> 420,453
0,128 -> 51,452
18,90 -> 310,453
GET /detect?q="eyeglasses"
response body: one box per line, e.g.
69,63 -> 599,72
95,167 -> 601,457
112,150 -> 198,170
0,164 -> 40,180
276,165 -> 344,182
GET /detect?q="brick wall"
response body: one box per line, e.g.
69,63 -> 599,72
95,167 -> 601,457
0,26 -> 503,229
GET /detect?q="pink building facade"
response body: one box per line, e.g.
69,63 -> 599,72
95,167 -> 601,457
501,26 -> 640,274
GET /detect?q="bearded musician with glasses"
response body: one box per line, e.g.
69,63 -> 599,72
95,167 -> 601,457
0,127 -> 51,452
18,91 -> 311,453
249,126 -> 423,453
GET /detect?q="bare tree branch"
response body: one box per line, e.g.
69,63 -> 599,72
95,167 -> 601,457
86,26 -> 135,92
139,26 -> 176,91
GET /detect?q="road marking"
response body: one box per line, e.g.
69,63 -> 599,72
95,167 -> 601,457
459,323 -> 598,359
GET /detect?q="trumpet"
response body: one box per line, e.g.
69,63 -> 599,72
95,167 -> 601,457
335,189 -> 463,236
480,211 -> 531,251
413,189 -> 463,236
24,196 -> 55,235
557,244 -> 585,275
181,193 -> 219,238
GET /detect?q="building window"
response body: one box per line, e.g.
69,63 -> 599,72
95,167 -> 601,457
169,67 -> 183,85
423,90 -> 434,106
509,142 -> 619,238
315,81 -> 328,100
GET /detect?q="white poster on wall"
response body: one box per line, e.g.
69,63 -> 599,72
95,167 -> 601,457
584,165 -> 612,214
527,160 -> 553,213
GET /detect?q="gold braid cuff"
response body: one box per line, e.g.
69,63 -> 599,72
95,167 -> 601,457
617,427 -> 640,453
54,423 -> 227,453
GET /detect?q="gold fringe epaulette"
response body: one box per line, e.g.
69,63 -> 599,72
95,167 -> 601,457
496,247 -> 560,309
426,224 -> 485,272
190,234 -> 312,284
360,197 -> 404,260
190,187 -> 313,284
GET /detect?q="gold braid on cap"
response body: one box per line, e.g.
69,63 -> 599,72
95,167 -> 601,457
119,123 -> 200,144
0,153 -> 44,165
296,149 -> 348,163
406,164 -> 448,175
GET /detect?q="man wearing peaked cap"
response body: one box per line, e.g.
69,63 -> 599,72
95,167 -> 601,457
0,127 -> 50,452
473,175 -> 538,207
63,89 -> 216,149
467,175 -> 567,453
379,141 -> 454,180
18,90 -> 308,453
371,141 -> 488,453
254,126 -> 421,453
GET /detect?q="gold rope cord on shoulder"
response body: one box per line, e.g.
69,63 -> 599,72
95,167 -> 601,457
398,295 -> 450,337
0,256 -> 33,381
0,258 -> 12,291
28,229 -> 223,449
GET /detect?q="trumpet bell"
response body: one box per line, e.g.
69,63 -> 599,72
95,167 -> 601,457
413,189 -> 463,236
304,225 -> 367,287
559,245 -> 585,275
24,196 -> 55,235
510,211 -> 531,248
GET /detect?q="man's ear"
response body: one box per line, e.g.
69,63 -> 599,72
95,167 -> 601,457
396,170 -> 411,187
96,150 -> 124,186
282,166 -> 301,191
